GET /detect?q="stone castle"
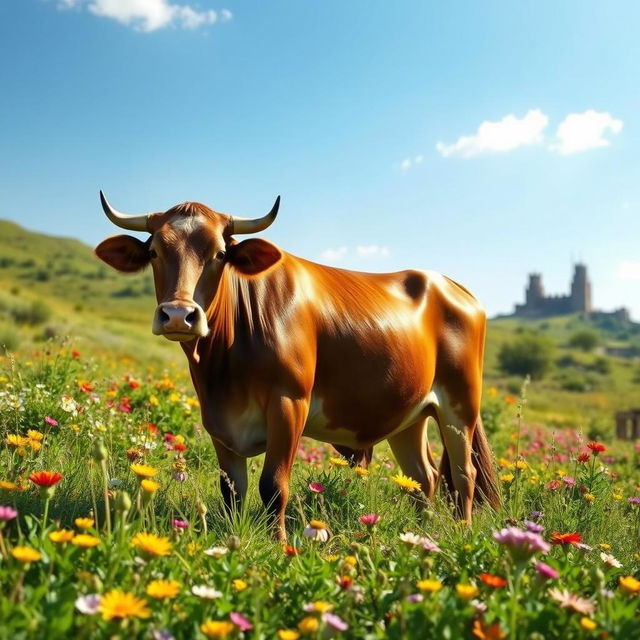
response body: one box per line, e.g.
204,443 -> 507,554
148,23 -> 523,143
513,264 -> 631,322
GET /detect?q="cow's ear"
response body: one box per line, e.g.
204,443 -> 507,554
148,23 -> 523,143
227,238 -> 282,275
95,235 -> 151,273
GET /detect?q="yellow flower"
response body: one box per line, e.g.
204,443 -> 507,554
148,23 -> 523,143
598,543 -> 611,551
612,493 -> 623,500
324,554 -> 340,562
515,460 -> 528,470
456,583 -> 479,599
500,474 -> 514,483
27,430 -> 44,441
131,532 -> 172,557
354,466 -> 369,476
498,457 -> 514,469
11,546 -> 42,563
417,579 -> 442,593
75,517 -> 95,529
232,579 -> 248,592
49,529 -> 75,543
308,519 -> 328,530
328,456 -> 349,467
391,473 -> 421,492
187,542 -> 202,556
0,480 -> 20,491
140,479 -> 160,493
580,617 -> 597,631
278,631 -> 300,640
5,434 -> 30,447
146,580 -> 180,599
72,534 -> 101,548
149,395 -> 159,406
619,576 -> 640,594
298,616 -> 320,634
200,620 -> 235,637
100,589 -> 150,621
584,493 -> 595,502
343,555 -> 357,567
28,440 -> 42,452
130,463 -> 158,479
306,601 -> 332,613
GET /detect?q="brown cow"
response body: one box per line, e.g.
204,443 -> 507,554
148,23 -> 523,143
95,192 -> 498,539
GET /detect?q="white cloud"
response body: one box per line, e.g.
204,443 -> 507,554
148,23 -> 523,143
617,261 -> 640,281
320,245 -> 390,263
550,110 -> 623,155
400,155 -> 424,170
58,0 -> 232,32
320,247 -> 348,262
356,245 -> 390,258
436,109 -> 549,158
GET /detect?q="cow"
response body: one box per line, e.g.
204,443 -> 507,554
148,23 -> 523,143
95,192 -> 499,539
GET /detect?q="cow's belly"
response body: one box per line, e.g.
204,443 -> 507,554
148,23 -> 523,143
213,403 -> 268,457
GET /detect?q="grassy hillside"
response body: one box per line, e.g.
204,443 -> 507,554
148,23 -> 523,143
1,218 -> 638,434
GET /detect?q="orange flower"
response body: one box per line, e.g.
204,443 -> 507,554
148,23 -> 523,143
587,441 -> 605,454
480,573 -> 507,588
472,619 -> 506,640
29,471 -> 63,487
550,532 -> 582,546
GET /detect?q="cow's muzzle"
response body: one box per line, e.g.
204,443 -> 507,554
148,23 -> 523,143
152,302 -> 209,341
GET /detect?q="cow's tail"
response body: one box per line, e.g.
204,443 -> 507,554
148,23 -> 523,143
439,417 -> 500,510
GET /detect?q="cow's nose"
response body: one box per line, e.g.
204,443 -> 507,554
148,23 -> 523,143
158,304 -> 197,331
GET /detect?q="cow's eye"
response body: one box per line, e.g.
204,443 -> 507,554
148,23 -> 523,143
215,250 -> 226,261
149,248 -> 157,259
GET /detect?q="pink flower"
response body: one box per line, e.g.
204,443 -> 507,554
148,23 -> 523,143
308,482 -> 326,493
323,612 -> 349,631
359,513 -> 380,526
230,612 -> 252,631
535,561 -> 559,580
493,526 -> 550,559
0,505 -> 18,522
44,416 -> 58,426
172,519 -> 189,529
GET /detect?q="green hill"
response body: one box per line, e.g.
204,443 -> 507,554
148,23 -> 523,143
0,219 -> 638,434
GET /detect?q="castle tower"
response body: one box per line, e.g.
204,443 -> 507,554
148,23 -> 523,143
570,263 -> 592,313
525,273 -> 544,309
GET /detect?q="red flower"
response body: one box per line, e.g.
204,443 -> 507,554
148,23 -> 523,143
29,471 -> 63,487
173,443 -> 187,452
147,423 -> 158,435
164,433 -> 176,443
546,480 -> 562,491
336,575 -> 353,590
283,545 -> 300,556
479,573 -> 507,588
550,532 -> 582,546
71,349 -> 81,358
577,453 -> 590,463
587,441 -> 605,454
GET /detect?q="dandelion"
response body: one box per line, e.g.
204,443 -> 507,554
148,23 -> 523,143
72,534 -> 101,548
130,463 -> 158,479
583,493 -> 595,502
11,546 -> 42,563
619,576 -> 640,594
308,482 -> 325,493
548,588 -> 595,614
359,513 -> 380,526
203,546 -> 229,558
200,620 -> 235,638
303,520 -> 330,542
49,529 -> 75,543
230,612 -> 252,631
75,594 -> 102,615
500,474 -> 514,483
391,473 -> 421,492
232,579 -> 248,592
354,466 -> 369,476
298,616 -> 320,633
75,517 -> 95,529
328,456 -> 349,467
191,585 -> 223,599
0,505 -> 18,521
141,479 -> 160,493
479,573 -> 507,588
131,532 -> 172,557
100,590 -> 150,620
417,579 -> 442,593
146,580 -> 180,599
456,583 -> 479,599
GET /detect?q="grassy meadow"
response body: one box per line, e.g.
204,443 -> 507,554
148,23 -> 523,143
1,221 -> 639,639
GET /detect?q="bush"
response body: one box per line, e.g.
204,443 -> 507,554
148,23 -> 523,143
589,356 -> 612,375
568,330 -> 600,351
497,331 -> 555,380
11,300 -> 52,326
0,325 -> 20,354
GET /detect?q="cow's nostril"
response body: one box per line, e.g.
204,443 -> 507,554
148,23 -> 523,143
160,309 -> 170,325
185,310 -> 197,326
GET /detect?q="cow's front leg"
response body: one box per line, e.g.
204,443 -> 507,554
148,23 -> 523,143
259,395 -> 308,541
213,441 -> 248,515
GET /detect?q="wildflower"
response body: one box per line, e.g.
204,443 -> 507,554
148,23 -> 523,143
0,480 -> 20,491
298,616 -> 320,633
191,585 -> 223,599
628,496 -> 640,505
0,505 -> 18,521
328,456 -> 349,467
546,480 -> 562,490
11,546 -> 42,563
141,479 -> 160,493
600,552 -> 622,568
200,620 -> 235,638
278,631 -> 300,640
456,583 -> 479,599
354,466 -> 369,476
562,476 -> 576,487
29,470 -> 63,489
308,482 -> 325,493
130,463 -> 158,479
72,534 -> 101,548
49,529 -> 75,543
577,453 -> 590,463
612,493 -> 623,500
472,620 -> 506,640
587,441 -> 605,455
131,532 -> 172,557
304,601 -> 333,613
151,629 -> 175,640
303,520 -> 330,542
500,474 -> 514,483
399,531 -> 423,545
479,573 -> 507,588
44,416 -> 59,426
548,588 -> 595,614
336,575 -> 353,590
524,520 -> 544,534
100,590 -> 150,620
172,518 -> 189,530
232,579 -> 248,592
421,538 -> 442,553
619,576 -> 640,594
284,545 -> 300,556
230,612 -> 252,631
391,473 -> 421,492
417,579 -> 442,593
203,546 -> 229,558
75,517 -> 95,529
550,532 -> 582,546
493,526 -> 550,559
405,593 -> 424,604
580,618 -> 597,631
146,580 -> 180,599
535,562 -> 559,580
359,513 -> 380,526
75,594 -> 102,615
529,510 -> 544,520
323,612 -> 348,632
583,493 -> 595,502
343,555 -> 357,567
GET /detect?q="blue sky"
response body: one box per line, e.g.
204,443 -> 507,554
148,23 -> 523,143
1,1 -> 639,318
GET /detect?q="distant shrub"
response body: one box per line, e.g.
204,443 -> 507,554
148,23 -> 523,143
0,256 -> 15,268
34,269 -> 50,282
589,356 -> 612,375
0,325 -> 20,354
556,354 -> 579,369
497,332 -> 554,380
11,300 -> 52,326
560,374 -> 590,392
568,330 -> 599,352
112,286 -> 141,298
10,286 -> 19,296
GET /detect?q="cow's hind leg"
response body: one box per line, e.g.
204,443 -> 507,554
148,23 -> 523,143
387,418 -> 438,500
260,395 -> 309,541
332,444 -> 373,468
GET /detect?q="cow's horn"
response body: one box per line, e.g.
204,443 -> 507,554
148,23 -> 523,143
100,191 -> 150,232
230,196 -> 280,235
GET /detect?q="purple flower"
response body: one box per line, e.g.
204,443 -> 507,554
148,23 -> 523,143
628,496 -> 640,505
75,594 -> 101,614
493,526 -> 550,559
359,513 -> 380,526
421,539 -> 442,553
152,630 -> 175,640
172,519 -> 189,529
173,471 -> 187,482
535,561 -> 559,580
44,416 -> 58,426
322,612 -> 349,632
529,511 -> 544,520
230,612 -> 253,631
524,520 -> 544,534
309,482 -> 326,493
0,505 -> 18,522
405,593 -> 424,604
